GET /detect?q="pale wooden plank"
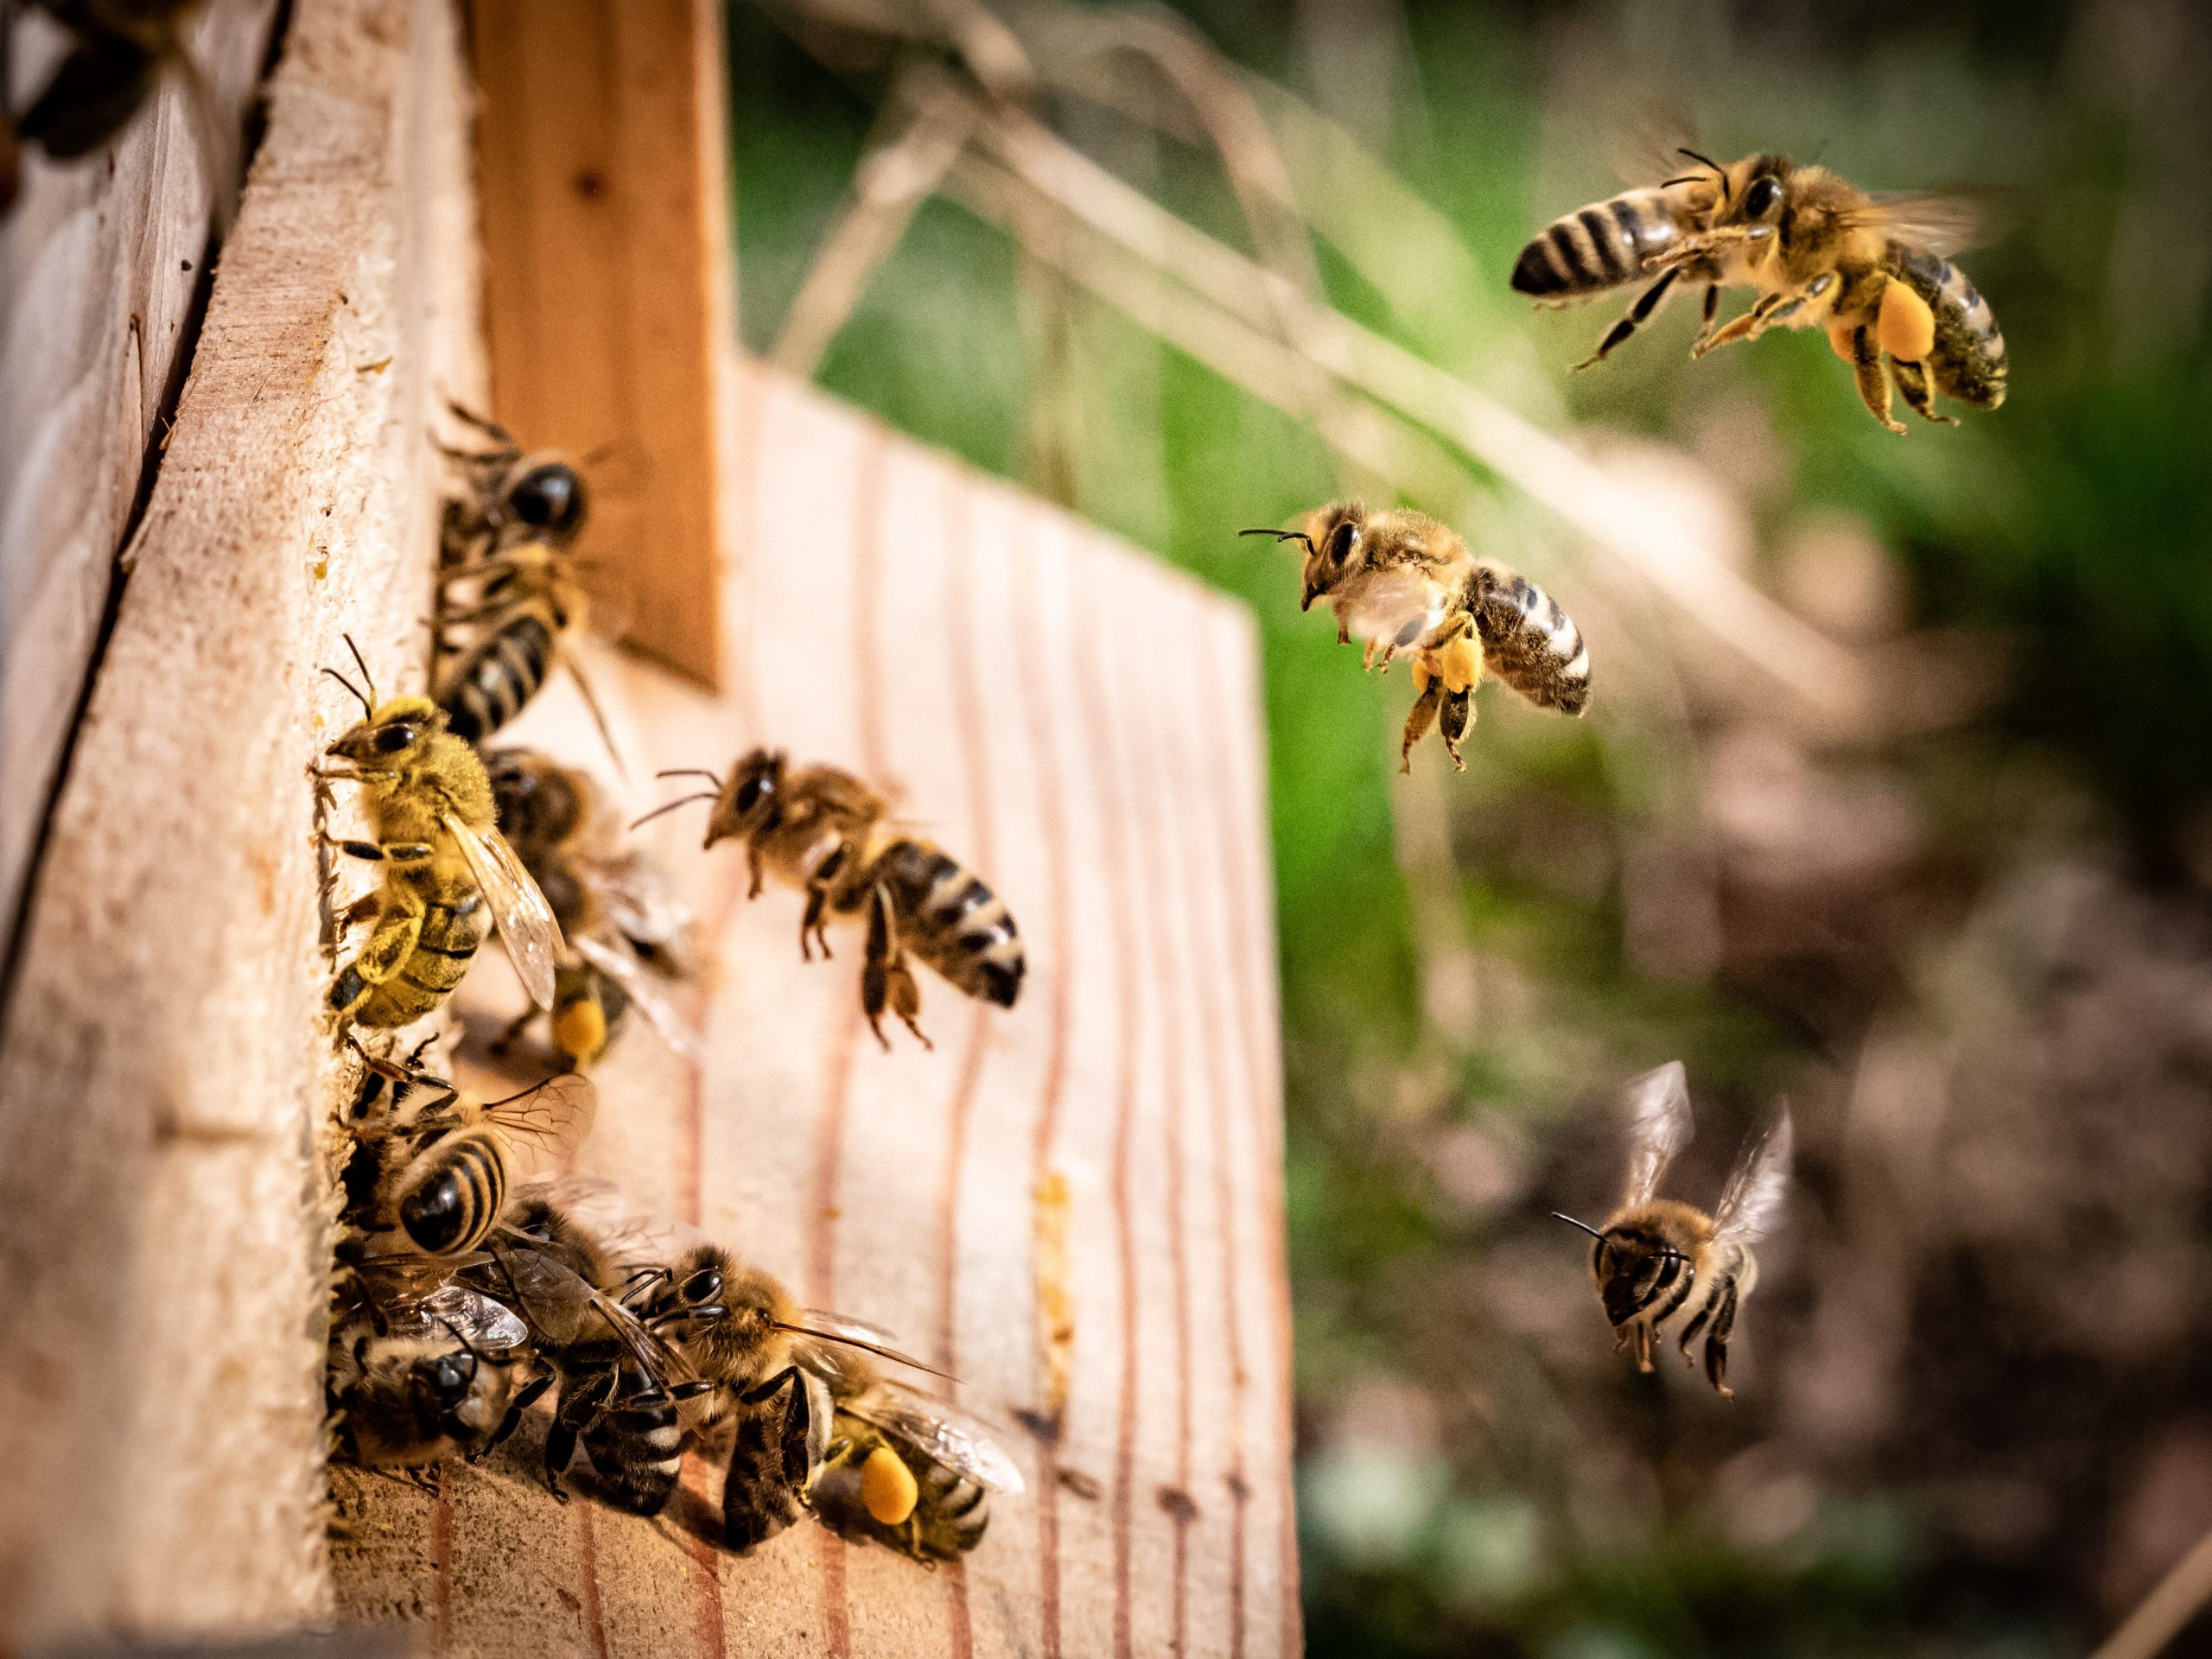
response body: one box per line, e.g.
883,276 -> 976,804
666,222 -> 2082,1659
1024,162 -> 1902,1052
466,0 -> 734,690
328,362 -> 1295,1658
0,0 -> 483,1640
0,0 -> 282,962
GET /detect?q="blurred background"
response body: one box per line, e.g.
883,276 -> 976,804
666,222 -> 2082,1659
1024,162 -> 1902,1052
719,1 -> 2212,1653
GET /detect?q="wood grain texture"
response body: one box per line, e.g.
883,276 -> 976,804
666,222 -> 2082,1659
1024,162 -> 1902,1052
467,0 -> 734,690
0,0 -> 281,968
0,0 -> 483,1640
329,360 -> 1300,1659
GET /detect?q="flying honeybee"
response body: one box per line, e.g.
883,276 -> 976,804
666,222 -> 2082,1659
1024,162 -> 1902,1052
436,403 -> 589,569
1555,1062 -> 1793,1397
1515,148 -> 2005,431
318,639 -> 563,1027
486,747 -> 700,1070
636,750 -> 1025,1049
338,1046 -> 596,1261
1243,501 -> 1592,771
12,3 -> 213,179
327,1274 -> 546,1475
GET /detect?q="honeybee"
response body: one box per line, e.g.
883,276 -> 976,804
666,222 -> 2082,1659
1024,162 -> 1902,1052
1554,1062 -> 1793,1397
1516,150 -> 2005,430
319,639 -> 563,1027
436,403 -> 589,569
808,1382 -> 1024,1563
637,750 -> 1024,1049
339,1046 -> 597,1260
327,1274 -> 548,1473
1243,502 -> 1591,771
12,2 -> 213,177
459,1204 -> 709,1506
485,747 -> 699,1070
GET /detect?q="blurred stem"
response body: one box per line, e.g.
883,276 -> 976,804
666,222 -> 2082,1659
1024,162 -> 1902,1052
2094,1526 -> 2212,1659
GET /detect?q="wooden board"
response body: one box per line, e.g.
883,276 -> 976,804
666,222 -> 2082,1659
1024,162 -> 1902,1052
0,0 -> 282,971
329,360 -> 1301,1659
0,0 -> 482,1641
466,0 -> 734,691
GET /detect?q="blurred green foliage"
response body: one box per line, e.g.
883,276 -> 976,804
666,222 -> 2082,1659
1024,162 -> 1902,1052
724,2 -> 2212,1652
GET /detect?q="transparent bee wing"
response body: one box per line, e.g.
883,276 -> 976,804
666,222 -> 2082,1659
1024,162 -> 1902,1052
575,931 -> 703,1060
412,1283 -> 531,1353
446,811 -> 564,1010
480,1072 -> 599,1169
1713,1105 -> 1793,1245
840,1389 -> 1027,1494
1605,100 -> 1704,188
483,1232 -> 692,1386
1860,189 -> 2010,257
1619,1061 -> 1694,1208
512,1174 -> 699,1278
588,854 -> 697,969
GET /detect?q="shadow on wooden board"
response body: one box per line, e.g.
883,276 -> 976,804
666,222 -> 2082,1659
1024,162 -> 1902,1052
330,359 -> 1301,1659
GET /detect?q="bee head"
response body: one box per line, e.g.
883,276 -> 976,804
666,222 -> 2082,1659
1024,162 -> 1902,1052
327,695 -> 446,769
505,460 -> 588,540
1704,153 -> 1794,245
709,748 -> 787,847
1241,501 -> 1365,612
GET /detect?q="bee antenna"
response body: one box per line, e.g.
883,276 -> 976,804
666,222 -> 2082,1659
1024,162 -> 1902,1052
342,633 -> 379,710
629,792 -> 719,830
1550,1211 -> 1611,1243
1677,147 -> 1729,205
320,666 -> 373,721
1239,527 -> 1316,556
656,768 -> 725,786
430,1313 -> 482,1379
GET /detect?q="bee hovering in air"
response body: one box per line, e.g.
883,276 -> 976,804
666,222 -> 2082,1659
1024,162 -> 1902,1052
1243,502 -> 1592,772
10,3 -> 226,203
338,1045 -> 597,1261
318,638 -> 564,1028
634,750 -> 1024,1050
1554,1062 -> 1793,1397
485,747 -> 700,1070
327,1271 -> 548,1476
1516,149 -> 2005,431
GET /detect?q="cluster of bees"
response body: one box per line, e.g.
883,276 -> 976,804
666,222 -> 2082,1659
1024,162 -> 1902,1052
320,410 -> 1026,1559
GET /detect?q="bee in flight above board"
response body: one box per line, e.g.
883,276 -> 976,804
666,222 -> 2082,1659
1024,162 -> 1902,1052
1554,1062 -> 1793,1397
1244,501 -> 1591,772
1514,147 -> 2005,431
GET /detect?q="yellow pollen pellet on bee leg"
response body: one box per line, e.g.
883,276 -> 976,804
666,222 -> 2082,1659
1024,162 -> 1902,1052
861,1446 -> 919,1525
1827,321 -> 1859,364
1877,281 -> 1936,362
1437,633 -> 1480,696
554,999 -> 607,1065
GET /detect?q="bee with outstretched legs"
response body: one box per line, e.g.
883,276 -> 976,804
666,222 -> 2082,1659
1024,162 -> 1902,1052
1554,1061 -> 1793,1396
1520,149 -> 2005,429
327,1274 -> 550,1477
485,747 -> 699,1071
338,1044 -> 596,1261
636,751 -> 1024,1050
1244,502 -> 1591,771
318,638 -> 563,1029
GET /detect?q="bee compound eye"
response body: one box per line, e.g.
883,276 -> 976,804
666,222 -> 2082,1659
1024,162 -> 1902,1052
734,772 -> 769,816
374,723 -> 417,754
511,464 -> 583,532
1745,175 -> 1781,218
424,1355 -> 473,1401
683,1268 -> 723,1304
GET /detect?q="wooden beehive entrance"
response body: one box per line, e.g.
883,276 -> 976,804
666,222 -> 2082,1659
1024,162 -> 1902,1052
0,3 -> 1296,1655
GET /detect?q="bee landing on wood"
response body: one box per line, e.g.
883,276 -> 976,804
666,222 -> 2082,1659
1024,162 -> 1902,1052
1243,501 -> 1592,772
634,749 -> 1025,1050
327,1276 -> 547,1474
1556,1062 -> 1793,1397
318,639 -> 564,1029
1516,149 -> 2006,431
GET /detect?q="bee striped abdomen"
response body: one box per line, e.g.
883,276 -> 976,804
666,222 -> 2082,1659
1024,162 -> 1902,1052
1471,569 -> 1592,715
878,840 -> 1026,1009
352,881 -> 487,1028
439,612 -> 556,742
395,1128 -> 507,1255
1512,190 -> 1679,299
584,1389 -> 687,1516
1888,243 -> 2006,409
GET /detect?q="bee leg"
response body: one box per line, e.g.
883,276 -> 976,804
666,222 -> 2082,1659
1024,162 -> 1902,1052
746,845 -> 766,900
1847,326 -> 1908,434
1632,1320 -> 1655,1373
480,1362 -> 556,1458
861,885 -> 931,1050
330,902 -> 424,1013
544,1370 -> 612,1502
1891,357 -> 1957,426
1689,281 -> 1722,350
799,884 -> 830,962
1702,1279 -> 1739,1396
335,892 -> 382,931
1692,289 -> 1789,359
1400,664 -> 1443,775
1574,266 -> 1678,371
1439,687 -> 1474,772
